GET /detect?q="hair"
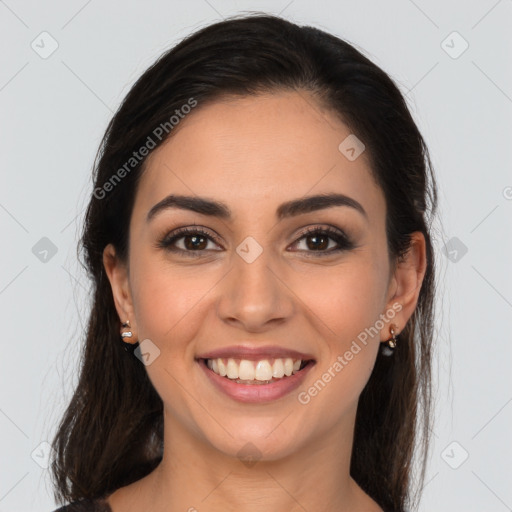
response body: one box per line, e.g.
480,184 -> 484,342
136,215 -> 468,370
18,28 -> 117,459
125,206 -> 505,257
50,13 -> 438,512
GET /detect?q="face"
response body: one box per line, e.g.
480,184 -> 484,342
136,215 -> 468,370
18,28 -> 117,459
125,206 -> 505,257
105,91 -> 414,462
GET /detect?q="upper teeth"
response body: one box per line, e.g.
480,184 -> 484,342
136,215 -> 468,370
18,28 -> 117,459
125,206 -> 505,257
206,357 -> 302,381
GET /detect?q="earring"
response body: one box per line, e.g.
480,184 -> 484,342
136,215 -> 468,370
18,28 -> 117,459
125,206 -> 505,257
120,319 -> 139,353
381,324 -> 398,356
121,320 -> 132,339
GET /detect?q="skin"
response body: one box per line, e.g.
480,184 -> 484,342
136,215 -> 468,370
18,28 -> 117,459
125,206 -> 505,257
103,90 -> 427,512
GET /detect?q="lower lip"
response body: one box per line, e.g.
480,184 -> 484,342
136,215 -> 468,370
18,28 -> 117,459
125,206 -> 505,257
197,359 -> 315,403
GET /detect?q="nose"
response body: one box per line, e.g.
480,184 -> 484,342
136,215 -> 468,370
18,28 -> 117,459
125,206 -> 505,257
216,244 -> 295,332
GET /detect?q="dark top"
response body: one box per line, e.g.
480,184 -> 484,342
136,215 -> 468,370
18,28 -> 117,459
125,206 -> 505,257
53,498 -> 112,511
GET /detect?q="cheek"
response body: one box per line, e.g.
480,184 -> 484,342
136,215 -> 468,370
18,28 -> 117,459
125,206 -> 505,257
129,255 -> 217,344
128,259 -> 216,420
296,259 -> 388,342
291,257 -> 387,406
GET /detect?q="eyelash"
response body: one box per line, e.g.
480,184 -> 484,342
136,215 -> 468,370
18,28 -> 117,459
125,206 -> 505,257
157,225 -> 355,258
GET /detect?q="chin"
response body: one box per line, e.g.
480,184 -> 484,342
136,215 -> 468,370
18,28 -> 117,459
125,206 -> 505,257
202,419 -> 307,463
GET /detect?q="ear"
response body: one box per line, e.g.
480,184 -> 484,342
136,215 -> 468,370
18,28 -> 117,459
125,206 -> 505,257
380,231 -> 427,340
103,243 -> 138,341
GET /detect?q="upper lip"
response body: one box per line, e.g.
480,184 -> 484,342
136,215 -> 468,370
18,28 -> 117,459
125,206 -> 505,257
196,345 -> 316,361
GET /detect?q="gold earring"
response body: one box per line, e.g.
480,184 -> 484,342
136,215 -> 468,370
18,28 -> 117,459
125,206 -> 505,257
387,325 -> 398,349
381,324 -> 398,356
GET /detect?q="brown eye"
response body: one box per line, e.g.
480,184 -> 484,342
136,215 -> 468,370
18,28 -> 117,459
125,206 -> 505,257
181,233 -> 208,251
158,225 -> 355,258
303,232 -> 331,251
158,227 -> 222,256
289,226 -> 355,255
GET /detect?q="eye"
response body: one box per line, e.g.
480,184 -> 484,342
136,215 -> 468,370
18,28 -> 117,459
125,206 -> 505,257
289,226 -> 355,256
158,226 -> 222,256
158,224 -> 355,258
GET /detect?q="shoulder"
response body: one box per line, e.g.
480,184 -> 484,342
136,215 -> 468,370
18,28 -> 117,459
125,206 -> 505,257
52,498 -> 112,512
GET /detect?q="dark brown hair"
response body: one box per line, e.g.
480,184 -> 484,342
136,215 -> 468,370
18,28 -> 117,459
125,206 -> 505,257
50,13 -> 438,512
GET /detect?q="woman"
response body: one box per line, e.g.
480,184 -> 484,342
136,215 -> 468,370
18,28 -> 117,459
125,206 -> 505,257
51,13 -> 438,512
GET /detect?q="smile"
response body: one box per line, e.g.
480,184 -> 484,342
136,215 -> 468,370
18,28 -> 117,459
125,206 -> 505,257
197,357 -> 316,403
204,357 -> 311,384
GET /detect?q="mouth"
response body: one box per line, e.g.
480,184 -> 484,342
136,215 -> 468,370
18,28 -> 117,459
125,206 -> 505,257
199,357 -> 315,385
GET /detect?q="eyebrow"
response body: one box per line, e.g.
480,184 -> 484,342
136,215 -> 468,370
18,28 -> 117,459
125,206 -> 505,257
146,193 -> 368,222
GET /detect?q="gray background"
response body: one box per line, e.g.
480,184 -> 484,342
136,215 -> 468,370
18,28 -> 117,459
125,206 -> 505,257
1,1 -> 511,511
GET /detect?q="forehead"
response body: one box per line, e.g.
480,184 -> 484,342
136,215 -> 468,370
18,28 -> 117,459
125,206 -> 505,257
135,91 -> 385,222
